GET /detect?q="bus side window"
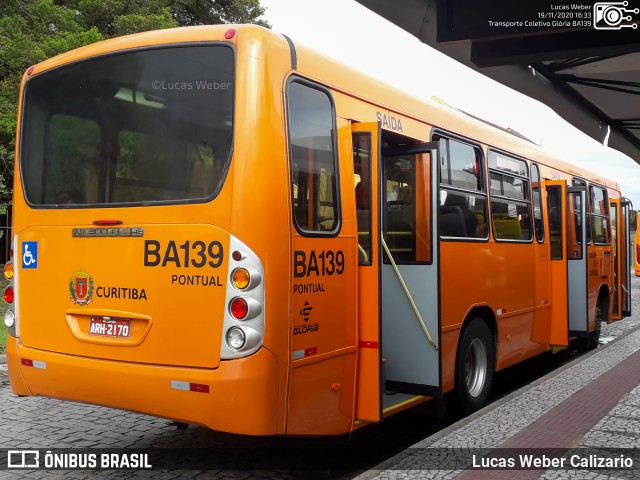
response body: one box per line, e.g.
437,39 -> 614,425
382,150 -> 430,264
591,185 -> 610,245
353,132 -> 372,265
287,80 -> 339,234
438,137 -> 487,239
488,150 -> 532,242
547,185 -> 563,260
532,163 -> 544,243
572,178 -> 590,244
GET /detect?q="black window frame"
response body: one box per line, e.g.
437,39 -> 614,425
20,42 -> 236,209
286,76 -> 341,238
487,149 -> 534,243
353,130 -> 373,265
546,184 -> 564,260
590,184 -> 611,246
381,139 -> 432,266
572,177 -> 591,245
433,131 -> 489,242
531,163 -> 545,243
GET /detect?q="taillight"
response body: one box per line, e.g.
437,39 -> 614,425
230,297 -> 248,319
5,236 -> 17,337
232,268 -> 251,290
231,267 -> 261,290
4,262 -> 13,280
226,327 -> 246,349
221,236 -> 265,358
4,310 -> 15,328
4,286 -> 14,304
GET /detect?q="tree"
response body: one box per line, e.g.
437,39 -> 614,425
0,0 -> 269,200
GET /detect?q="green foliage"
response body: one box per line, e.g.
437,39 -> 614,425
0,321 -> 6,355
0,0 -> 269,199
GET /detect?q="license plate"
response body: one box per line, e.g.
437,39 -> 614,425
88,317 -> 131,338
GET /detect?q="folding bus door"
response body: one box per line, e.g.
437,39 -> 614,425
567,186 -> 589,337
352,122 -> 382,423
545,180 -> 569,346
610,198 -> 632,318
380,139 -> 441,407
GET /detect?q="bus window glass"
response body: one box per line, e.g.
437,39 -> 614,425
591,186 -> 610,245
611,203 -> 619,315
531,164 -> 544,242
353,132 -> 372,264
438,137 -> 488,239
442,140 -> 482,191
21,45 -> 234,206
491,199 -> 532,240
547,186 -> 563,260
383,152 -> 430,263
115,131 -> 215,202
488,150 -> 532,241
568,191 -> 584,259
572,178 -> 591,244
46,114 -> 101,204
288,81 -> 339,234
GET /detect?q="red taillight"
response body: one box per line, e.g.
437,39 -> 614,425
93,219 -> 123,225
232,250 -> 243,261
27,66 -> 35,76
225,29 -> 236,39
230,297 -> 248,319
4,286 -> 14,304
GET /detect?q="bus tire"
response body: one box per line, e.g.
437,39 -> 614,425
586,300 -> 604,349
455,318 -> 494,415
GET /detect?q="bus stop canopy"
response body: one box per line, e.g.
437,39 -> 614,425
355,0 -> 640,163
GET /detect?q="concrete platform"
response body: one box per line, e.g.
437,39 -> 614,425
357,273 -> 640,480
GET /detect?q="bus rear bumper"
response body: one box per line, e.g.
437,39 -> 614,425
9,342 -> 280,435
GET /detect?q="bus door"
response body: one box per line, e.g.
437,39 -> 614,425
352,122 -> 382,422
286,104 -> 357,434
380,139 -> 441,406
545,180 -> 569,345
610,198 -> 632,319
567,186 -> 589,337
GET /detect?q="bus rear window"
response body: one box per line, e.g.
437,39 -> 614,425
20,45 -> 234,206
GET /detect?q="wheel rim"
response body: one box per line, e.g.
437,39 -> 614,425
465,338 -> 487,398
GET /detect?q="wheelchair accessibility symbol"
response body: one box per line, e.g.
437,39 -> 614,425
22,241 -> 38,269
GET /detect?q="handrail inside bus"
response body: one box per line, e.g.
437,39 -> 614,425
380,234 -> 438,350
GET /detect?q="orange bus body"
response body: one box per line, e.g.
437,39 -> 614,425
6,25 -> 632,436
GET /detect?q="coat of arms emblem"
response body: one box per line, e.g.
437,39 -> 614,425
69,270 -> 94,306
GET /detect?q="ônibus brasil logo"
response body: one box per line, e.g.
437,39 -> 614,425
69,270 -> 94,306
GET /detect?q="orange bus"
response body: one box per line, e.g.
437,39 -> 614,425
5,25 -> 633,435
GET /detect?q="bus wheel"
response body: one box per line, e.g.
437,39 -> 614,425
586,300 -> 604,349
455,319 -> 494,415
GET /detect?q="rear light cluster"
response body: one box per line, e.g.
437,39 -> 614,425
220,235 -> 265,359
3,238 -> 17,336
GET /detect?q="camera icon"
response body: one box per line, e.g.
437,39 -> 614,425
593,1 -> 639,29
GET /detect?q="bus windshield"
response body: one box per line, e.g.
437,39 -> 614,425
20,45 -> 234,207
